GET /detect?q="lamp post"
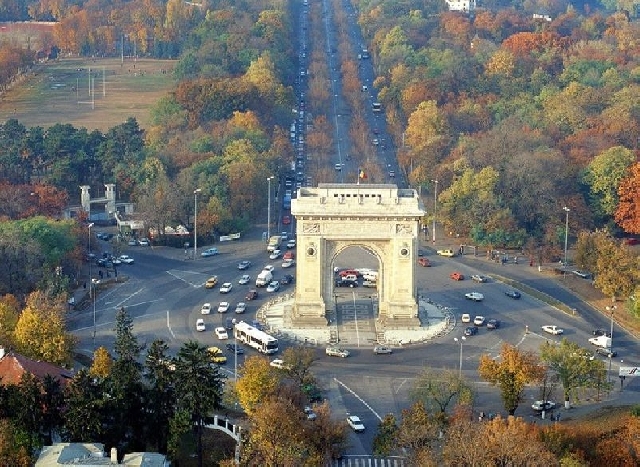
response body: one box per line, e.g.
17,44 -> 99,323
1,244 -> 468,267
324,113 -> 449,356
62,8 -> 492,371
431,179 -> 438,245
267,176 -> 274,241
193,188 -> 201,260
606,305 -> 616,382
563,206 -> 570,268
453,336 -> 466,377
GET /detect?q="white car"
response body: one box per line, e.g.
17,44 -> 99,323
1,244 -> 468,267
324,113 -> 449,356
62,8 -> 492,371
282,259 -> 295,268
347,415 -> 365,432
200,303 -> 212,315
111,257 -> 122,266
118,254 -> 134,264
215,327 -> 229,339
201,247 -> 219,257
270,359 -> 287,369
220,282 -> 233,293
542,325 -> 564,335
266,281 -> 280,293
531,400 -> 556,411
138,238 -> 150,246
196,319 -> 206,332
461,314 -> 471,323
128,239 -> 138,246
465,292 -> 484,302
373,346 -> 393,355
326,347 -> 349,358
304,406 -> 317,420
234,302 -> 246,314
263,265 -> 275,272
238,274 -> 251,285
471,274 -> 489,283
218,302 -> 230,313
269,250 -> 281,260
287,239 -> 296,249
473,316 -> 486,326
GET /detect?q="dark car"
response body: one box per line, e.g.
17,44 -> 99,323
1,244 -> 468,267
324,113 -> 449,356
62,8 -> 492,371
225,343 -> 244,355
238,260 -> 251,270
592,329 -> 612,337
595,347 -> 617,358
487,319 -> 500,329
504,290 -> 521,299
335,279 -> 358,288
464,326 -> 478,336
280,274 -> 294,285
246,289 -> 258,301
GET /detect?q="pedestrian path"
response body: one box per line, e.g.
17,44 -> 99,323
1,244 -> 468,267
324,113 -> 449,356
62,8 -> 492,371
333,456 -> 406,467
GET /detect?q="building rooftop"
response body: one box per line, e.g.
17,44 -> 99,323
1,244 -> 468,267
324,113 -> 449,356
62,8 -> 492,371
0,348 -> 74,386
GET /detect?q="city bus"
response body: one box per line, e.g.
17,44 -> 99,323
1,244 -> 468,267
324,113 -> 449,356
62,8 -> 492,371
234,321 -> 279,354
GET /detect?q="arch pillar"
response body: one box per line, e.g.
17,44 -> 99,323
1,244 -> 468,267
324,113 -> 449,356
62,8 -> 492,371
80,185 -> 91,213
291,184 -> 425,330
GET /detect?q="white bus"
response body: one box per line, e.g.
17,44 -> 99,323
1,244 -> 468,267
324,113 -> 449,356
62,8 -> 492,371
234,321 -> 279,354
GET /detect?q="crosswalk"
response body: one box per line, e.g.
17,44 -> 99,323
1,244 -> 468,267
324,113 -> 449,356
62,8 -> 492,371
333,456 -> 406,467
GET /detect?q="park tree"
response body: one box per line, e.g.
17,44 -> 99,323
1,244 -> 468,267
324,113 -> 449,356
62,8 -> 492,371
0,296 -> 20,347
63,370 -> 105,441
395,401 -> 439,464
589,232 -> 639,300
0,418 -> 31,467
373,413 -> 398,457
409,368 -> 474,427
89,347 -> 113,379
540,339 -> 610,407
405,100 -> 450,170
478,343 -> 545,415
280,347 -> 318,387
235,356 -> 281,415
13,291 -> 75,366
9,373 -> 43,453
40,375 -> 64,445
173,341 -> 224,467
144,339 -> 176,453
614,162 -> 640,234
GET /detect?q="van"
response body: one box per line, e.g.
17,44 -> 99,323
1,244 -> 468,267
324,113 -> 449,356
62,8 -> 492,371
343,274 -> 358,282
363,271 -> 378,282
256,270 -> 273,287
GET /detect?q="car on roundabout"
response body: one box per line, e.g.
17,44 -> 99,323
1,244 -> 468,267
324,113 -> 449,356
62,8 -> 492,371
200,303 -> 212,315
487,319 -> 500,329
238,275 -> 251,285
246,290 -> 258,301
286,239 -> 296,249
461,313 -> 471,323
235,302 -> 246,314
263,265 -> 275,272
280,274 -> 294,285
217,302 -> 230,313
201,247 -> 219,257
220,282 -> 233,293
238,260 -> 251,270
471,274 -> 489,283
373,346 -> 393,355
347,416 -> 365,432
282,259 -> 295,268
542,325 -> 564,335
464,326 -> 478,336
505,290 -> 521,299
266,281 -> 280,293
205,276 -> 218,289
326,347 -> 349,358
465,292 -> 484,302
437,249 -> 456,257
473,316 -> 486,326
450,272 -> 464,281
215,327 -> 229,339
196,319 -> 206,332
269,250 -> 281,260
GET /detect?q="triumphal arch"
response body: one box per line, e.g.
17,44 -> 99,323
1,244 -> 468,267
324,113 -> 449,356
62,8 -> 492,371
290,184 -> 425,329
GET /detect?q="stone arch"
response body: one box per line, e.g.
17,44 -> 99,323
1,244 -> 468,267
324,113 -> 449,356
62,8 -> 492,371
290,184 -> 425,330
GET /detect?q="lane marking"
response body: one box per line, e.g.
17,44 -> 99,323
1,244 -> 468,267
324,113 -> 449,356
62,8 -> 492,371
334,377 -> 382,421
167,310 -> 176,338
352,291 -> 360,347
166,270 -> 204,287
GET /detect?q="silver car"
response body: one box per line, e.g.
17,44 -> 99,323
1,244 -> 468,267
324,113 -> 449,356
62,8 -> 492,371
373,346 -> 392,355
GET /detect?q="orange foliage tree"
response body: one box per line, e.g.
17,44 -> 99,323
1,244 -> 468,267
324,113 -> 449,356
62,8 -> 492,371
614,162 -> 640,234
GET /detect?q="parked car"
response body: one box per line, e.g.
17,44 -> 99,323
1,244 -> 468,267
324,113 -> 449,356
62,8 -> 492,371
592,329 -> 612,337
465,292 -> 484,302
362,280 -> 377,288
128,239 -> 138,246
235,302 -> 246,314
473,316 -> 486,326
220,282 -> 233,294
196,319 -> 206,332
246,290 -> 258,301
572,270 -> 592,279
373,346 -> 393,355
464,326 -> 478,336
338,269 -> 360,277
347,416 -> 365,432
595,347 -> 617,358
201,247 -> 219,257
215,327 -> 229,339
138,238 -> 150,246
118,255 -> 134,264
217,302 -> 230,313
505,290 -> 521,299
531,400 -> 556,411
200,303 -> 212,315
238,260 -> 252,270
418,258 -> 430,267
542,325 -> 564,335
326,347 -> 350,358
450,272 -> 464,281
239,275 -> 251,285
487,319 -> 500,329
336,279 -> 358,288
205,276 -> 218,289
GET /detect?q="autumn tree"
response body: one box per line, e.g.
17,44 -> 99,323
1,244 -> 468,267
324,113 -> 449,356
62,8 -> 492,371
279,347 -> 317,387
615,162 -> 640,234
235,356 -> 281,415
0,418 -> 31,467
394,401 -> 439,464
373,413 -> 398,457
89,346 -> 112,379
478,343 -> 546,415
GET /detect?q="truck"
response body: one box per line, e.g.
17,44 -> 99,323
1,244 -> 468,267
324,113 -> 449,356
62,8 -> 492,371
267,235 -> 281,252
256,270 -> 273,287
588,335 -> 612,348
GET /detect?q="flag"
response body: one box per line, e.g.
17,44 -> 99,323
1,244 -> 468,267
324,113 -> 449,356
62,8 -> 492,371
359,168 -> 367,180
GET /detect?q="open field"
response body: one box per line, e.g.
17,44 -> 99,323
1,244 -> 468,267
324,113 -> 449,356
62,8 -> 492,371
0,57 -> 176,131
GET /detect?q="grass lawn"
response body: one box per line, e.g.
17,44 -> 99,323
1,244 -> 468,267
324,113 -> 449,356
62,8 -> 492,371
0,57 -> 176,131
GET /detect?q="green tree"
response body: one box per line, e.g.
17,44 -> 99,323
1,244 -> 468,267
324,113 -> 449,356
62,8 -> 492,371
41,375 -> 64,445
174,341 -> 224,467
0,418 -> 31,467
478,343 -> 545,415
63,370 -> 105,441
10,373 -> 42,453
144,340 -> 177,453
280,347 -> 318,387
373,413 -> 398,456
410,369 -> 474,427
591,232 -> 639,300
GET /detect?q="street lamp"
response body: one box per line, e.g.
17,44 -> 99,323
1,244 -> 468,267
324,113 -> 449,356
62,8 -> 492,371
193,188 -> 201,260
563,206 -> 570,268
453,336 -> 466,377
606,305 -> 617,382
266,176 -> 274,241
431,179 -> 438,245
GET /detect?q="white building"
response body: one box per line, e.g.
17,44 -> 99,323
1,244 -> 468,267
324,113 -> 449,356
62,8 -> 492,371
446,0 -> 476,12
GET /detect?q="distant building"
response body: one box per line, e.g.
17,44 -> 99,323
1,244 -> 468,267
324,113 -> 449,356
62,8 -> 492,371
35,443 -> 170,466
0,347 -> 73,386
446,0 -> 476,12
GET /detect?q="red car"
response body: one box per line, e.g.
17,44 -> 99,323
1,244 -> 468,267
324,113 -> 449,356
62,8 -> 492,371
450,272 -> 464,281
245,290 -> 258,301
339,269 -> 359,277
282,215 -> 291,225
418,258 -> 430,267
624,238 -> 639,246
